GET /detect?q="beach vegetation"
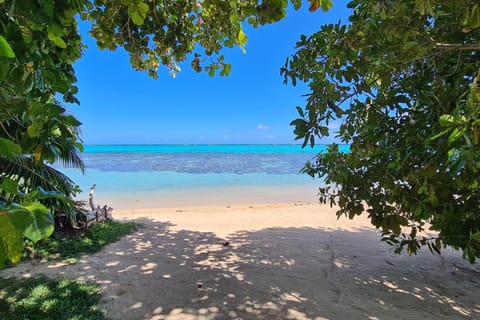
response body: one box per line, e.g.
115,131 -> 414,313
283,0 -> 480,262
0,276 -> 106,320
24,220 -> 139,261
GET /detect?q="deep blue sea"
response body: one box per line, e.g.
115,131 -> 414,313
60,144 -> 349,208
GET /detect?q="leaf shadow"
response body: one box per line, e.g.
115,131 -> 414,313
1,217 -> 479,320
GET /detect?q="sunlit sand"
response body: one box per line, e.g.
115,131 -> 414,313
1,201 -> 479,319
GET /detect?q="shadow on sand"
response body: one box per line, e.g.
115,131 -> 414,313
2,217 -> 479,320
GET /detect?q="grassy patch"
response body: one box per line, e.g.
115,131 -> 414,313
0,276 -> 107,320
26,221 -> 140,261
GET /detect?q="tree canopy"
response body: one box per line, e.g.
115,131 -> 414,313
0,0 -> 327,266
2,0 -> 478,266
283,0 -> 480,262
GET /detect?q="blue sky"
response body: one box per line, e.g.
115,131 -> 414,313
69,1 -> 350,145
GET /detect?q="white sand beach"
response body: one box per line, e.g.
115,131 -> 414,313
1,202 -> 479,319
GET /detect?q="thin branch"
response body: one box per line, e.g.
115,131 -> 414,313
435,43 -> 480,51
0,122 -> 15,140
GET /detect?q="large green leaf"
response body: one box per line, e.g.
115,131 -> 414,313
24,187 -> 68,202
0,178 -> 18,195
24,203 -> 55,242
0,213 -> 24,266
27,120 -> 43,137
7,205 -> 34,233
0,35 -> 15,58
47,33 -> 67,48
9,203 -> 54,243
0,138 -> 22,158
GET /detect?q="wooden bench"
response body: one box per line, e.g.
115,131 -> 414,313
77,184 -> 114,230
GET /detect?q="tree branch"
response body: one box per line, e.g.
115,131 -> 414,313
435,43 -> 479,51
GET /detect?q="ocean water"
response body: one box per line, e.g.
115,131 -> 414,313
60,144 -> 349,209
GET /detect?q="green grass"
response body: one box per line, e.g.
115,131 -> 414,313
0,276 -> 107,320
0,221 -> 140,319
25,221 -> 140,261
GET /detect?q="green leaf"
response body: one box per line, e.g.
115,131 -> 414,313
229,13 -> 239,23
0,57 -> 11,81
128,2 -> 149,26
292,0 -> 302,10
24,187 -> 65,202
47,23 -> 66,48
137,3 -> 149,17
208,67 -> 215,77
8,206 -> 35,233
448,127 -> 464,145
0,138 -> 22,158
1,178 -> 18,195
223,63 -> 232,76
296,106 -> 305,117
63,115 -> 82,126
0,35 -> 15,58
26,203 -> 54,242
416,0 -> 426,15
0,213 -> 23,265
53,36 -> 67,49
45,103 -> 67,116
27,121 -> 42,137
319,126 -> 329,136
247,16 -> 258,27
237,30 -> 247,46
439,114 -> 456,126
47,23 -> 64,37
471,232 -> 480,240
9,203 -> 54,243
464,5 -> 480,29
320,0 -> 333,11
48,31 -> 67,49
290,118 -> 307,126
414,206 -> 423,218
41,0 -> 55,18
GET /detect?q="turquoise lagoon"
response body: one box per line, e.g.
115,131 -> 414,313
60,144 -> 349,209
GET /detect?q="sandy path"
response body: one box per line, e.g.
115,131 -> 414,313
1,203 -> 479,319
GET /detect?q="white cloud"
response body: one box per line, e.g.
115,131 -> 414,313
256,124 -> 272,130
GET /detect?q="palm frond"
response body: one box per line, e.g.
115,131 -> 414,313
49,143 -> 85,171
0,155 -> 78,197
0,155 -> 82,225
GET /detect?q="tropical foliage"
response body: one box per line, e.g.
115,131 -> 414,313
5,0 -> 476,267
0,0 -> 321,266
283,0 -> 480,262
0,0 -> 86,267
25,221 -> 139,261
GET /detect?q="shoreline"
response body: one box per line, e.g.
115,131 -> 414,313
87,183 -> 322,210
